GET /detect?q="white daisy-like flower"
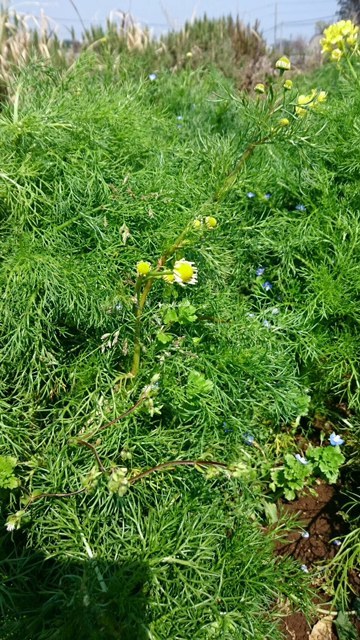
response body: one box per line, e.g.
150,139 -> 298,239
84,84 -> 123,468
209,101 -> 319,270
173,259 -> 198,286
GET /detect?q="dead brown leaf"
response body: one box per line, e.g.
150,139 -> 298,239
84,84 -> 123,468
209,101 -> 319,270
309,616 -> 334,640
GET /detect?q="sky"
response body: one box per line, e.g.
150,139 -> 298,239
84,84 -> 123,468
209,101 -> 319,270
8,0 -> 339,43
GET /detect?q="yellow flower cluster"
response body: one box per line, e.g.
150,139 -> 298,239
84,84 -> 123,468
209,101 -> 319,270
321,20 -> 359,61
136,258 -> 198,286
193,216 -> 217,230
295,89 -> 327,117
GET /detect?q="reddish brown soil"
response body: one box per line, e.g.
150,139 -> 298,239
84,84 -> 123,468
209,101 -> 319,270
276,483 -> 345,640
280,612 -> 337,640
277,483 -> 344,566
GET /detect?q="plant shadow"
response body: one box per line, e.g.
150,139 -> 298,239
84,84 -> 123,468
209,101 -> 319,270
0,535 -> 150,640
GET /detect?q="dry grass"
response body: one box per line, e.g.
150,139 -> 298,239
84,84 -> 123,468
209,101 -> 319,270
0,9 -> 67,77
83,10 -> 151,51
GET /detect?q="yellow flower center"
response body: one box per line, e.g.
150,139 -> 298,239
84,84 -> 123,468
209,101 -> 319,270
175,262 -> 194,282
163,273 -> 175,284
137,261 -> 151,276
205,216 -> 217,229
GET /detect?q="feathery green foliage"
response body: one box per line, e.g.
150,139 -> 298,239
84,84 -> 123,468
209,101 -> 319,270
0,23 -> 359,638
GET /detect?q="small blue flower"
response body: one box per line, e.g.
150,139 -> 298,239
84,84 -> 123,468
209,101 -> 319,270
301,531 -> 310,539
247,192 -> 256,198
243,433 -> 255,446
176,115 -> 183,120
148,73 -> 157,81
329,432 -> 344,446
332,539 -> 342,547
295,453 -> 309,465
295,204 -> 306,211
263,281 -> 273,292
256,267 -> 265,276
263,319 -> 271,328
222,421 -> 233,433
300,564 -> 309,573
264,193 -> 272,200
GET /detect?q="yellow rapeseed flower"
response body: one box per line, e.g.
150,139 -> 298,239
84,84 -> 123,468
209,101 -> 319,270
136,261 -> 152,276
347,34 -> 358,47
317,91 -> 327,104
173,259 -> 198,286
275,56 -> 291,71
331,48 -> 343,61
295,95 -> 310,117
295,90 -> 317,116
321,20 -> 359,59
295,89 -> 326,116
205,216 -> 217,229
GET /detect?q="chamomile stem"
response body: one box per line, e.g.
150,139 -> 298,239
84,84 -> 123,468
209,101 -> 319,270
130,277 -> 155,378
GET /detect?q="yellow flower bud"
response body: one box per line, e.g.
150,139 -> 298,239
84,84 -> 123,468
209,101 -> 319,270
275,56 -> 291,71
283,79 -> 293,90
193,219 -> 202,230
279,118 -> 290,127
254,83 -> 265,94
205,216 -> 217,229
186,51 -> 193,58
331,48 -> 342,61
136,261 -> 151,276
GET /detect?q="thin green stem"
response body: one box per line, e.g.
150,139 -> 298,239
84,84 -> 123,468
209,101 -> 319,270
130,277 -> 155,378
77,439 -> 106,471
25,459 -> 229,506
345,55 -> 360,86
129,459 -> 228,484
79,393 -> 147,440
215,135 -> 271,200
27,488 -> 86,504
